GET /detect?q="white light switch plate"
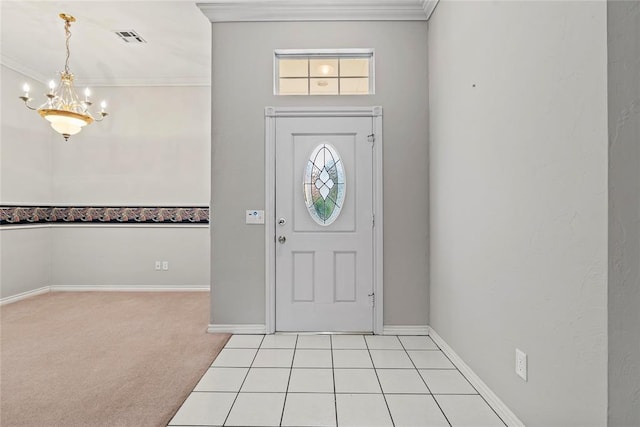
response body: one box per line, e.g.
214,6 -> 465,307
246,210 -> 265,224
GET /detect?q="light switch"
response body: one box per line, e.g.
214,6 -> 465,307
246,210 -> 265,224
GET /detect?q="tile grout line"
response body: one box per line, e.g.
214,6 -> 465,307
430,338 -> 508,427
221,335 -> 265,427
365,336 -> 396,427
330,335 -> 338,427
175,335 -> 505,427
170,337 -> 262,426
399,336 -> 453,427
278,334 -> 298,427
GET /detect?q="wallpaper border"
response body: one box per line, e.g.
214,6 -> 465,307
0,206 -> 209,226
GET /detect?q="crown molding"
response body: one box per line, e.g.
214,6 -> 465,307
1,56 -> 210,87
1,54 -> 48,84
197,0 -> 433,22
422,0 -> 440,20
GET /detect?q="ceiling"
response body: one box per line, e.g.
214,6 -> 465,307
1,1 -> 212,87
1,1 -> 435,87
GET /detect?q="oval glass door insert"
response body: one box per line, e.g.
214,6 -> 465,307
303,143 -> 346,226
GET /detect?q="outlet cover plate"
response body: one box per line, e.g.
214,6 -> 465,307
516,348 -> 527,381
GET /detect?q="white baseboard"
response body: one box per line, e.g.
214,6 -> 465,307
0,286 -> 50,306
428,326 -> 525,427
0,285 -> 208,305
382,325 -> 429,335
50,285 -> 209,292
208,324 -> 267,334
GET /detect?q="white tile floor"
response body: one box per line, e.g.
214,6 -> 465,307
169,334 -> 507,427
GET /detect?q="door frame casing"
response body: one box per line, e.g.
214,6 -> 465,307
264,106 -> 384,334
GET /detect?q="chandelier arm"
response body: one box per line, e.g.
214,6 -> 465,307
19,97 -> 37,110
93,112 -> 109,122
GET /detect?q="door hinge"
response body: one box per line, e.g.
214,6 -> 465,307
372,213 -> 375,227
367,133 -> 375,146
368,292 -> 376,307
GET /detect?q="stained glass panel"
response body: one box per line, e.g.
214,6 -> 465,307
303,143 -> 346,226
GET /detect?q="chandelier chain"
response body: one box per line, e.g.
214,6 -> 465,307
64,17 -> 72,74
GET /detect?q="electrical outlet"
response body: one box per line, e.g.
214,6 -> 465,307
162,261 -> 169,271
515,349 -> 527,381
155,261 -> 161,271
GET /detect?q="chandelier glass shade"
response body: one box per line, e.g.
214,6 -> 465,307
19,13 -> 108,141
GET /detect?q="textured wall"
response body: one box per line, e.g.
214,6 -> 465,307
51,85 -> 210,205
51,227 -> 209,289
0,66 -> 53,204
607,1 -> 640,424
0,228 -> 51,298
428,1 -> 608,425
0,65 -> 53,298
1,65 -> 212,297
49,84 -> 211,291
209,21 -> 429,327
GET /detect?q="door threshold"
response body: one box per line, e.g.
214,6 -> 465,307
274,331 -> 374,335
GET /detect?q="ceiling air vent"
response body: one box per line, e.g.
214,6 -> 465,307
113,30 -> 146,44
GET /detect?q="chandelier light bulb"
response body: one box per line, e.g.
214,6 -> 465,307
318,64 -> 334,75
48,80 -> 56,91
100,100 -> 107,110
84,87 -> 91,98
23,83 -> 30,94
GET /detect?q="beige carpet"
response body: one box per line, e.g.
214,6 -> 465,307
0,292 -> 230,427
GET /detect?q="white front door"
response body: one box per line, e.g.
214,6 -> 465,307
275,116 -> 374,332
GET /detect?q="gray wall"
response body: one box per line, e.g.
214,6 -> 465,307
0,66 -> 53,204
210,21 -> 429,327
51,85 -> 211,205
607,1 -> 640,425
0,227 -> 51,298
0,65 -> 53,298
428,2 -> 608,425
1,66 -> 211,298
49,85 -> 211,291
51,227 -> 209,289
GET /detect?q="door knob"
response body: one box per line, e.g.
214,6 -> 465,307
278,235 -> 286,244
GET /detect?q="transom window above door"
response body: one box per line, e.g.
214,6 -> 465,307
274,49 -> 374,96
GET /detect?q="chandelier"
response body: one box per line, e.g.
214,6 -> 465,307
19,13 -> 108,141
